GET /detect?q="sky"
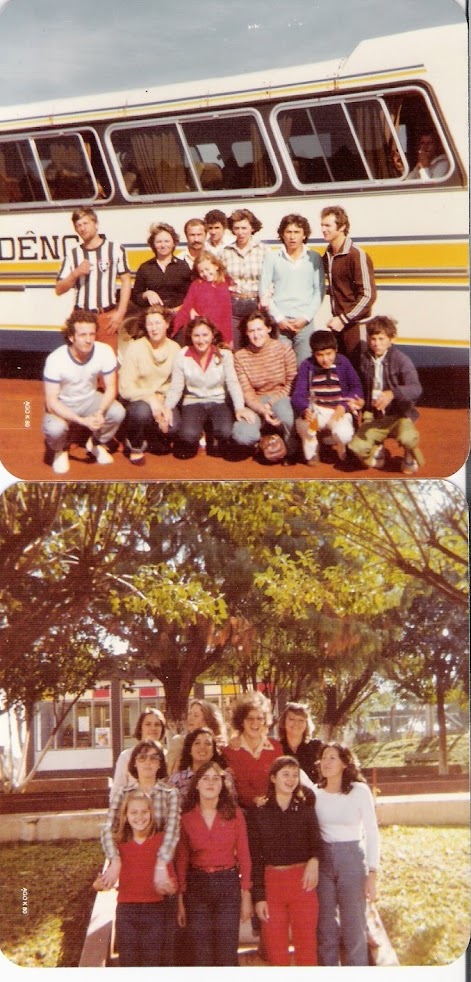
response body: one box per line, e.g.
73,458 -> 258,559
0,0 -> 466,105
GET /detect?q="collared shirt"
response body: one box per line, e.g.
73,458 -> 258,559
175,805 -> 252,892
222,239 -> 266,298
101,780 -> 180,864
57,235 -> 130,310
165,345 -> 244,410
131,256 -> 192,309
223,738 -> 283,809
247,796 -> 323,902
259,245 -> 324,324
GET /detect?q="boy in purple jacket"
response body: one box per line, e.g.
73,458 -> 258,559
292,330 -> 363,466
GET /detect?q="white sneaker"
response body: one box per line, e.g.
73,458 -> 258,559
368,447 -> 386,469
86,437 -> 113,465
401,451 -> 419,475
52,450 -> 70,474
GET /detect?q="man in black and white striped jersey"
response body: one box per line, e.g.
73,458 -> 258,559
56,207 -> 132,353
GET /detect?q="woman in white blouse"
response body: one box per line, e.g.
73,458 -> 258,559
315,742 -> 380,966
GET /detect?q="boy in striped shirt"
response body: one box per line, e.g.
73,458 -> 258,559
291,330 -> 363,466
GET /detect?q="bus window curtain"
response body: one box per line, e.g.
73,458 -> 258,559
250,121 -> 270,187
129,129 -> 187,193
348,101 -> 391,179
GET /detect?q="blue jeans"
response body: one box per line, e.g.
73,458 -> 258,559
178,401 -> 235,454
279,319 -> 315,366
232,394 -> 297,455
186,867 -> 241,966
317,841 -> 368,966
115,901 -> 166,966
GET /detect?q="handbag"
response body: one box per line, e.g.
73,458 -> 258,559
258,432 -> 287,463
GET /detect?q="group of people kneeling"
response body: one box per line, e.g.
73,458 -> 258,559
43,302 -> 423,474
94,694 -> 379,968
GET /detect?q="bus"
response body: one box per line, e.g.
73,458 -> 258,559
0,21 -> 468,397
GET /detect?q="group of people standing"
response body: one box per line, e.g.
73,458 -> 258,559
42,202 -> 423,475
94,694 -> 380,969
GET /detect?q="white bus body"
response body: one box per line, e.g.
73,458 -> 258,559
0,23 -> 467,378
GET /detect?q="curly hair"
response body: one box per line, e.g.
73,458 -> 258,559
320,206 -> 350,236
128,739 -> 167,781
317,742 -> 366,794
182,760 -> 237,819
179,727 -> 226,771
277,213 -> 311,242
227,208 -> 262,234
266,755 -> 315,807
230,691 -> 273,735
147,222 -> 179,252
277,702 -> 313,746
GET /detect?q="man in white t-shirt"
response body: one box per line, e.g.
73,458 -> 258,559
42,309 -> 125,474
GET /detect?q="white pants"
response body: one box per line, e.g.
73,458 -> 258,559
296,406 -> 354,461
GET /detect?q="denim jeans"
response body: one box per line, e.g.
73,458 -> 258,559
185,867 -> 241,966
232,394 -> 297,455
115,901 -> 166,966
124,398 -> 180,453
317,840 -> 368,966
178,401 -> 235,454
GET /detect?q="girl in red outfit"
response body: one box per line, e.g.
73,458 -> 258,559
223,691 -> 283,809
173,251 -> 233,346
247,756 -> 322,966
95,789 -> 177,967
176,761 -> 252,966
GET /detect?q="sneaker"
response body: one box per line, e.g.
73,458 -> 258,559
368,447 -> 386,470
401,451 -> 419,475
86,437 -> 114,465
52,450 -> 70,474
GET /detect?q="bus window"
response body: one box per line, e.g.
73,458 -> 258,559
109,123 -> 196,197
35,133 -> 97,201
273,87 -> 456,188
0,139 -> 46,203
180,113 -> 277,191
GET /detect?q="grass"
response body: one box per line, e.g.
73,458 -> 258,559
354,733 -> 469,770
0,828 -> 469,967
377,826 -> 470,965
0,839 -> 103,968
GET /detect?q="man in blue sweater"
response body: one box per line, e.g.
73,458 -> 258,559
259,213 -> 324,365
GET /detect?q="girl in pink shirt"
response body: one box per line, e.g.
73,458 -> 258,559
173,251 -> 233,346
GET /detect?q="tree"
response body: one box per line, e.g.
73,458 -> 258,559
385,589 -> 469,773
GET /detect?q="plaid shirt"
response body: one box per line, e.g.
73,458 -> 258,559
222,239 -> 266,297
101,780 -> 180,863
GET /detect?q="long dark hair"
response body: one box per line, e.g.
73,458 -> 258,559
266,755 -> 315,807
182,760 -> 237,819
179,726 -> 225,771
317,742 -> 366,794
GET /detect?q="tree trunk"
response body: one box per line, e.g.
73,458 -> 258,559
435,671 -> 448,775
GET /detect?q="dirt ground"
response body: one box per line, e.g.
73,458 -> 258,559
0,378 -> 469,484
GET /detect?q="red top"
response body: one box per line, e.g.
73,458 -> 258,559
117,833 -> 176,903
223,739 -> 283,809
175,805 -> 252,892
172,278 -> 233,345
